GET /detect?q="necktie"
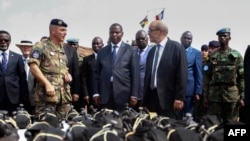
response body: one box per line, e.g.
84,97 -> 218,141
2,52 -> 7,72
24,58 -> 29,79
150,45 -> 160,89
138,49 -> 143,65
112,45 -> 117,64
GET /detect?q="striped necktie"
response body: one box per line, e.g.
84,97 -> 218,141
112,45 -> 118,64
2,52 -> 7,72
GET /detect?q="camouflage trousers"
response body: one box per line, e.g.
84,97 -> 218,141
35,103 -> 71,120
207,101 -> 239,122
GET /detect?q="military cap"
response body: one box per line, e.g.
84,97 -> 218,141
201,44 -> 209,51
208,40 -> 220,48
66,38 -> 79,43
50,18 -> 67,27
216,27 -> 230,35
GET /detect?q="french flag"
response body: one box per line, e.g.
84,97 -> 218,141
155,9 -> 165,20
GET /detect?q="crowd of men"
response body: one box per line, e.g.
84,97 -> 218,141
0,18 -> 249,140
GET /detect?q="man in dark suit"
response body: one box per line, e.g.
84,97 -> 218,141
134,30 -> 151,111
142,20 -> 188,119
242,45 -> 250,125
81,37 -> 104,109
93,23 -> 139,112
0,30 -> 28,116
180,31 -> 202,119
63,42 -> 81,112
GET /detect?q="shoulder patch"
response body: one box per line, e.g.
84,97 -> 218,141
31,50 -> 41,59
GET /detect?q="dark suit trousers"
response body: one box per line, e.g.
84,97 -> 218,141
146,89 -> 179,119
134,100 -> 142,112
0,88 -> 18,116
179,96 -> 194,119
101,83 -> 125,112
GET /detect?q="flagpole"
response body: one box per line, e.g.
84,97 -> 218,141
139,7 -> 165,28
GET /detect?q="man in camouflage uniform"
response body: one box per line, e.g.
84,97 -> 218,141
29,19 -> 72,119
203,28 -> 244,122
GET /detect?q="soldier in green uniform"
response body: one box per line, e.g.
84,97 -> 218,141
203,28 -> 244,122
29,19 -> 72,119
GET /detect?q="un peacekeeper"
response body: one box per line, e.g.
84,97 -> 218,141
203,28 -> 244,122
193,44 -> 210,122
66,38 -> 84,67
29,18 -> 72,119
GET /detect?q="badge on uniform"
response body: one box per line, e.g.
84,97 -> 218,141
50,52 -> 55,56
203,65 -> 209,71
31,50 -> 41,59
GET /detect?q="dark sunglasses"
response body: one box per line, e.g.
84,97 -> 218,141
0,39 -> 10,42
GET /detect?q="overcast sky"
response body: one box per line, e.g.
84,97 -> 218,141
1,0 -> 249,56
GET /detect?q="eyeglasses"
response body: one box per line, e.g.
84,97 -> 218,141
148,28 -> 159,33
0,39 -> 10,42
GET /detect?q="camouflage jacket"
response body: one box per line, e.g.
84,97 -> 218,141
203,48 -> 244,102
29,39 -> 72,104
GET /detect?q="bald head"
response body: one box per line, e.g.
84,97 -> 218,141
180,31 -> 193,48
135,30 -> 148,50
150,20 -> 168,35
92,36 -> 104,53
148,20 -> 168,44
136,30 -> 147,37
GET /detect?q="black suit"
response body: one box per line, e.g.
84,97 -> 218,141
241,45 -> 250,124
81,54 -> 95,106
143,38 -> 187,118
63,44 -> 81,111
93,42 -> 139,111
0,50 -> 28,115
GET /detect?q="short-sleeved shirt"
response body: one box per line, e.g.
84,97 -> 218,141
29,39 -> 72,104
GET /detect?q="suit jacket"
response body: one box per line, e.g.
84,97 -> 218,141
244,45 -> 250,105
81,53 -> 95,98
185,47 -> 203,97
143,38 -> 188,111
0,50 -> 28,104
138,46 -> 151,100
63,44 -> 81,95
93,42 -> 139,106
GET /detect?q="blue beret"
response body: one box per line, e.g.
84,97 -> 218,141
50,18 -> 67,27
216,27 -> 230,35
201,44 -> 208,51
66,38 -> 79,43
208,40 -> 220,48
